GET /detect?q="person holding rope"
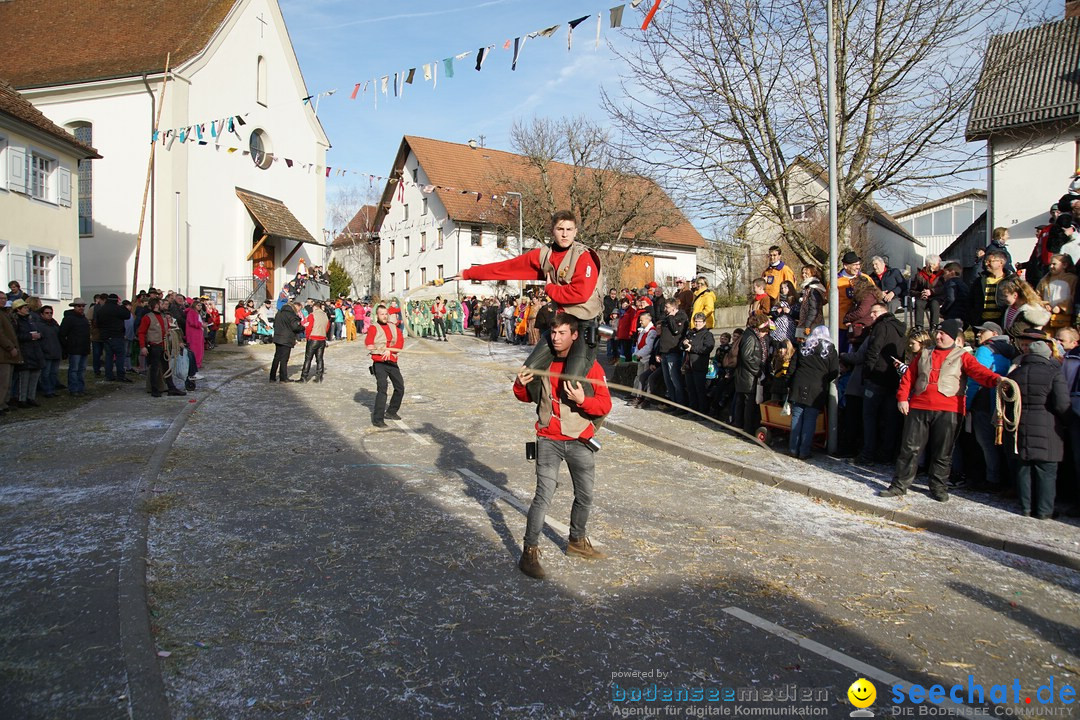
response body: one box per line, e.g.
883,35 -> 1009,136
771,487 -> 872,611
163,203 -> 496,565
514,313 -> 612,580
137,297 -> 185,397
880,319 -> 1004,502
365,303 -> 405,428
440,211 -> 604,400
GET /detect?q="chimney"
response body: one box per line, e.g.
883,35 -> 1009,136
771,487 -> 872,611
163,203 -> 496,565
1068,0 -> 1080,19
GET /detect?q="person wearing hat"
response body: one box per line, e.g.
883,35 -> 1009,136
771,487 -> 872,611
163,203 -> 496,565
966,321 -> 1015,492
95,293 -> 132,383
674,278 -> 694,317
881,318 -> 1004,501
0,299 -> 21,412
11,299 -> 45,408
836,251 -> 874,351
59,298 -> 91,396
1057,214 -> 1080,265
1006,332 -> 1070,518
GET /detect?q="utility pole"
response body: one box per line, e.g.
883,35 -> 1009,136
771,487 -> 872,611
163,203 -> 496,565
826,0 -> 840,455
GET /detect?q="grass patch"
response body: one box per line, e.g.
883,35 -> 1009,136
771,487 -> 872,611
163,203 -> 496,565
141,492 -> 182,516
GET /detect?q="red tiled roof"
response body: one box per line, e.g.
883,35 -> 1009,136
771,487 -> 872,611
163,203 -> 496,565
375,136 -> 706,250
0,77 -> 100,158
332,205 -> 377,249
0,0 -> 237,89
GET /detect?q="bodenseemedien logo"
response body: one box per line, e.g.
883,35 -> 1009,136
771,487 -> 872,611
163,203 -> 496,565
848,678 -> 877,717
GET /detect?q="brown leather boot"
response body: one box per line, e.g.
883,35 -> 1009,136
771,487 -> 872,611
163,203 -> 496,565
566,536 -> 607,560
518,545 -> 545,579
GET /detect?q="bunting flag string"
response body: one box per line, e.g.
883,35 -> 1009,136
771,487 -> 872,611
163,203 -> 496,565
157,137 -> 526,207
152,113 -> 250,144
302,3 -> 664,111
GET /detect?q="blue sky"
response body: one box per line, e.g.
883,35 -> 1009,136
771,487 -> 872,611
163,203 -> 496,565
280,0 -> 639,220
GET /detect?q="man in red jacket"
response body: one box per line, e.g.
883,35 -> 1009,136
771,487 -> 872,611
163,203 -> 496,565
514,313 -> 612,580
443,211 -> 603,396
365,304 -> 405,427
880,319 -> 1003,502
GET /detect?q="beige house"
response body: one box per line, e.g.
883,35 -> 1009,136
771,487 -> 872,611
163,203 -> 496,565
0,79 -> 100,302
734,158 -> 923,286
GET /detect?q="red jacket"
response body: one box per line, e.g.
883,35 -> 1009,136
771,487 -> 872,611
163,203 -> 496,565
897,347 -> 1000,413
460,247 -> 598,309
514,358 -> 612,440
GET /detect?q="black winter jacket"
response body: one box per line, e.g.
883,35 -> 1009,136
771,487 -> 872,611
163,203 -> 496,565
872,267 -> 907,302
683,328 -> 715,373
95,299 -> 131,339
789,345 -> 839,410
14,313 -> 45,370
656,310 -> 688,354
1008,354 -> 1069,462
272,304 -> 303,345
38,318 -> 62,361
862,313 -> 905,389
734,330 -> 767,394
59,309 -> 91,356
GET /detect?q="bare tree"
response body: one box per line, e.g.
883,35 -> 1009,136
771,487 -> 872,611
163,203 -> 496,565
327,185 -> 380,298
603,0 -> 1043,267
487,116 -> 684,287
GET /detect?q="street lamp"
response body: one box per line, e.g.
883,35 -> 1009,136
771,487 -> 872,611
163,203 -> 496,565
505,191 -> 524,294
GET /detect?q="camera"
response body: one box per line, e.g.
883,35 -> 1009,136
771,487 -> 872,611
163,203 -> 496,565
580,436 -> 601,453
525,441 -> 537,461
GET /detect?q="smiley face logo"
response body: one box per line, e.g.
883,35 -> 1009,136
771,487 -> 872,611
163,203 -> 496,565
847,678 -> 877,709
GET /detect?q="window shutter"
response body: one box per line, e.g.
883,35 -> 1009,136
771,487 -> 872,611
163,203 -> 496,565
7,246 -> 31,289
59,256 -> 73,299
8,146 -> 26,194
57,166 -> 72,207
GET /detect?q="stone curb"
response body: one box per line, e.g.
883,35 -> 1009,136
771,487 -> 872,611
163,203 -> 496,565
604,420 -> 1080,572
117,364 -> 265,719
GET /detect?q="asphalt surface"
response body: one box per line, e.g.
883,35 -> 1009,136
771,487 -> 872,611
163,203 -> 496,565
1,335 -> 1078,719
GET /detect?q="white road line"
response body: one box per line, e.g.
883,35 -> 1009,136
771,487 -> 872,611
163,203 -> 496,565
455,467 -> 604,547
392,419 -> 429,445
721,606 -> 992,719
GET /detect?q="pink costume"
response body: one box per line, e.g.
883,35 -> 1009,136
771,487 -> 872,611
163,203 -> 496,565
185,307 -> 204,370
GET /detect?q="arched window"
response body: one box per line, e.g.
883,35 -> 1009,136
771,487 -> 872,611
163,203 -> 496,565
256,56 -> 267,106
70,122 -> 92,235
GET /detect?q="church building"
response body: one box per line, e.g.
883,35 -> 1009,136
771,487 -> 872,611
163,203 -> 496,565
0,0 -> 330,305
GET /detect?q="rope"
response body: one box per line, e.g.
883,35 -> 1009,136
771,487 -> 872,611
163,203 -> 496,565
994,377 -> 1021,453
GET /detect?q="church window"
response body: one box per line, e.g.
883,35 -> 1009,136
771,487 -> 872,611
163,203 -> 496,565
72,124 -> 93,235
249,129 -> 273,170
257,56 -> 267,106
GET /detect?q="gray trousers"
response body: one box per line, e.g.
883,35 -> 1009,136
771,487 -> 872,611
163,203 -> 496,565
524,437 -> 595,547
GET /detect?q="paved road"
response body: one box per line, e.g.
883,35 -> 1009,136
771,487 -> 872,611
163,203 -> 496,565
1,336 -> 1078,718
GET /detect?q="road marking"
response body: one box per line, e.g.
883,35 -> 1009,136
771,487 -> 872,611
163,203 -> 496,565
392,419 -> 429,445
456,467 -> 604,548
721,606 -> 992,719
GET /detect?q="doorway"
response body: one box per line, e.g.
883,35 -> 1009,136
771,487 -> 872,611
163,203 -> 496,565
251,229 -> 276,299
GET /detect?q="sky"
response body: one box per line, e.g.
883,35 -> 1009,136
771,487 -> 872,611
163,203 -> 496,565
279,0 -> 641,228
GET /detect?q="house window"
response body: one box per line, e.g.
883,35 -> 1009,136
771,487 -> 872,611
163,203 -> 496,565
932,208 -> 952,235
953,203 -> 973,232
422,198 -> 428,216
789,204 -> 811,221
437,228 -> 444,249
28,153 -> 52,200
256,56 -> 267,106
404,270 -> 410,289
390,272 -> 395,292
404,204 -> 410,221
31,252 -> 53,296
914,214 -> 933,236
420,232 -> 427,252
471,226 -> 482,246
412,165 -> 419,183
72,124 -> 93,235
437,264 -> 444,280
421,267 -> 427,284
403,236 -> 410,255
389,238 -> 395,259
497,230 -> 507,249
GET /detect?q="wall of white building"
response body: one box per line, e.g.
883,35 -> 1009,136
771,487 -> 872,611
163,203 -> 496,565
21,0 -> 327,300
0,122 -> 82,302
989,134 -> 1077,269
895,196 -> 987,261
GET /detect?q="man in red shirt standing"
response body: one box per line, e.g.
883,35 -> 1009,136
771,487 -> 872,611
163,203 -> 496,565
365,304 -> 405,427
443,211 -> 603,396
880,319 -> 1003,502
514,314 -> 612,580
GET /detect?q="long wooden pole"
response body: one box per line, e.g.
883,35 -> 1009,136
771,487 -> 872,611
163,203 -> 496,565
132,53 -> 170,299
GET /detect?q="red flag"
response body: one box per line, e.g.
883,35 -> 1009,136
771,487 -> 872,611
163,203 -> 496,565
641,0 -> 662,30
350,83 -> 361,100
